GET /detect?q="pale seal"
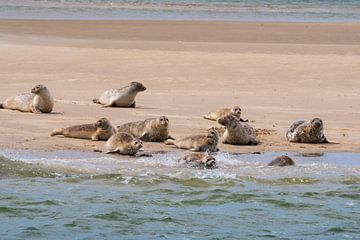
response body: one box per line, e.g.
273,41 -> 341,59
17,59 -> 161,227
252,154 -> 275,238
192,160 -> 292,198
50,117 -> 115,141
164,128 -> 219,152
104,132 -> 143,156
203,106 -> 248,122
93,81 -> 146,107
116,116 -> 172,142
217,114 -> 258,145
0,84 -> 54,113
286,118 -> 329,143
178,153 -> 216,169
268,155 -> 295,167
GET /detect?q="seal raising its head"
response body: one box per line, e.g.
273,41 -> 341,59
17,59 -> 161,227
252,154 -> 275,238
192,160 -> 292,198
0,84 -> 54,113
268,155 -> 295,167
104,132 -> 143,156
165,128 -> 219,152
93,81 -> 146,108
50,117 -> 115,141
179,153 -> 216,169
217,114 -> 258,145
286,118 -> 329,143
203,106 -> 248,122
116,116 -> 172,142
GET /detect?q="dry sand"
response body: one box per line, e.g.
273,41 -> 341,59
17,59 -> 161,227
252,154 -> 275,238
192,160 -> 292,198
0,20 -> 359,154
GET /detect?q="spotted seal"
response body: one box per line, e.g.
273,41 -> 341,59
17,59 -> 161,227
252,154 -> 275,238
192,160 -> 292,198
93,81 -> 146,107
116,116 -> 172,142
286,118 -> 329,143
178,153 -> 216,169
203,106 -> 248,122
104,132 -> 143,155
217,114 -> 258,145
50,118 -> 115,141
164,128 -> 219,152
0,84 -> 54,113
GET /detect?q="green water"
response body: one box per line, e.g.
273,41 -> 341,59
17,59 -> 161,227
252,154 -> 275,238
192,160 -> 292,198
0,150 -> 359,239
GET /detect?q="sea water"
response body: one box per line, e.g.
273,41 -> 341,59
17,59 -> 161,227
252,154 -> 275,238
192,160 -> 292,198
0,0 -> 359,22
0,149 -> 359,239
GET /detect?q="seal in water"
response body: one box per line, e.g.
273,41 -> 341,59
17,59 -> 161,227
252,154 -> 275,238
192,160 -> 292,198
268,155 -> 295,167
217,114 -> 258,145
50,118 -> 115,141
286,118 -> 329,143
164,128 -> 219,152
179,152 -> 216,169
0,84 -> 54,113
116,116 -> 172,142
92,81 -> 146,107
203,106 -> 248,122
104,132 -> 143,155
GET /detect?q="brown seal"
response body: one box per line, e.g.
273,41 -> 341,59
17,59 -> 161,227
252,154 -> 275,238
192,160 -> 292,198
93,81 -> 146,107
0,84 -> 54,113
217,114 -> 258,145
50,118 -> 115,141
104,132 -> 143,156
164,128 -> 219,152
268,155 -> 295,167
116,116 -> 172,142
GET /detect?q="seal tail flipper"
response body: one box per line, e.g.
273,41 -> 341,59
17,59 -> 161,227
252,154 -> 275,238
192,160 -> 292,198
92,98 -> 100,104
164,139 -> 175,145
322,138 -> 340,144
203,115 -> 215,121
50,129 -> 63,136
0,103 -> 3,109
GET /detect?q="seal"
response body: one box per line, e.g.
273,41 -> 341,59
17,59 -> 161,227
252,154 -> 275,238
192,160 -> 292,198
164,128 -> 219,152
217,114 -> 258,145
116,116 -> 172,142
93,81 -> 146,107
178,153 -> 216,169
0,84 -> 54,113
104,132 -> 143,156
286,118 -> 329,143
50,117 -> 115,141
268,155 -> 295,167
203,106 -> 248,122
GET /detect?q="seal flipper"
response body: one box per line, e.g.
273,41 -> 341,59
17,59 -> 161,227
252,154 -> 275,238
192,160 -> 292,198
240,118 -> 249,122
164,139 -> 175,145
129,102 -> 136,108
0,103 -> 3,109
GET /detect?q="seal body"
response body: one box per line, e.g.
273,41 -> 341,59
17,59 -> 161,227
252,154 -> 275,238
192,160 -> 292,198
0,84 -> 54,113
116,116 -> 171,142
286,118 -> 329,143
164,128 -> 219,152
217,114 -> 258,145
268,155 -> 295,167
104,132 -> 143,155
203,106 -> 247,122
50,118 -> 115,141
179,153 -> 216,169
93,81 -> 146,107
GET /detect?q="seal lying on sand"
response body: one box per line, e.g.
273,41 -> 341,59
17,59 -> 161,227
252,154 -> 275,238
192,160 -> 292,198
104,132 -> 143,155
268,155 -> 295,167
93,81 -> 146,107
0,84 -> 54,113
286,118 -> 329,143
165,128 -> 219,152
217,114 -> 258,145
116,116 -> 172,142
203,106 -> 248,122
50,118 -> 115,141
178,153 -> 216,169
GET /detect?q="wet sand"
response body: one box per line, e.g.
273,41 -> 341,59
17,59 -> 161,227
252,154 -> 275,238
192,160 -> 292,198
0,20 -> 359,154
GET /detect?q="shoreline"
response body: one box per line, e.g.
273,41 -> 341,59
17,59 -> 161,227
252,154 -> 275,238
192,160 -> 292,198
0,20 -> 359,154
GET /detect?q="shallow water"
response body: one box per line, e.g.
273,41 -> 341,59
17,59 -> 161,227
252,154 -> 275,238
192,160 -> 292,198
0,0 -> 359,22
0,149 -> 359,239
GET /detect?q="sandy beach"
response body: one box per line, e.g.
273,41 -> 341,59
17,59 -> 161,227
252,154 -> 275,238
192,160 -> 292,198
0,20 -> 359,154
